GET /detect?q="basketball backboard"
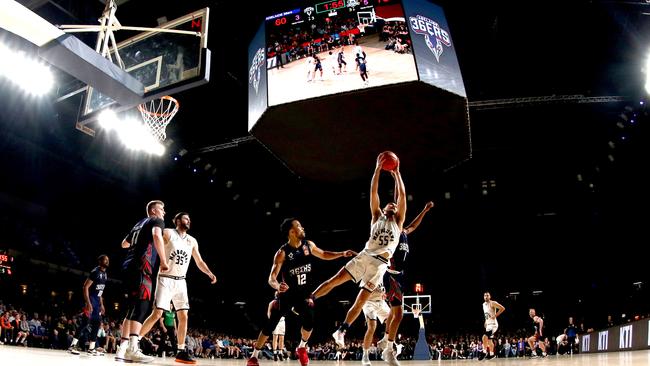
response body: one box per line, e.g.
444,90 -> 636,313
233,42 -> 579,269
67,8 -> 211,135
403,294 -> 431,315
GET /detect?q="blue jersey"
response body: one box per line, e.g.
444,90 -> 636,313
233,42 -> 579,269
122,217 -> 165,271
389,232 -> 409,274
88,266 -> 107,303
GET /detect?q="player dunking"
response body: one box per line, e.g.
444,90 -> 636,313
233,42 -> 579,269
138,212 -> 217,364
69,255 -> 109,356
528,308 -> 547,357
116,200 -> 168,363
309,153 -> 406,366
377,198 -> 433,361
480,292 -> 505,360
246,218 -> 356,366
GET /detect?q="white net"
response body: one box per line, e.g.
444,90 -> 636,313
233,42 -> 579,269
138,96 -> 179,141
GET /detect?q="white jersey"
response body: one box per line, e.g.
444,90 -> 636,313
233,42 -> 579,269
161,229 -> 194,277
363,215 -> 400,257
483,301 -> 498,326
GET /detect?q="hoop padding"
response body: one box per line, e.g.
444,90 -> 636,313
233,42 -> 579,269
138,95 -> 179,141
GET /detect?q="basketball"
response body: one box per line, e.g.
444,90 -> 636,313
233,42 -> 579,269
378,151 -> 399,171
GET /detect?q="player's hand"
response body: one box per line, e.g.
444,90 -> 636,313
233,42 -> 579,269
424,201 -> 434,210
86,304 -> 93,315
278,282 -> 289,293
208,273 -> 217,284
376,154 -> 387,171
100,304 -> 105,315
342,250 -> 357,257
159,260 -> 169,272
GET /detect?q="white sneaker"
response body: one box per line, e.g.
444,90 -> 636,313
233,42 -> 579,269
125,349 -> 154,363
382,348 -> 400,366
87,349 -> 105,356
362,354 -> 371,366
332,330 -> 346,348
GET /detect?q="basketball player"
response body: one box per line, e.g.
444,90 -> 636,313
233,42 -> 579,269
312,54 -> 323,81
115,200 -> 169,363
527,308 -> 547,357
337,46 -> 347,74
480,292 -> 505,360
310,153 -> 406,366
138,212 -> 217,364
356,54 -> 369,86
246,218 -> 356,366
361,285 -> 390,366
69,255 -> 109,356
267,295 -> 285,361
377,199 -> 434,358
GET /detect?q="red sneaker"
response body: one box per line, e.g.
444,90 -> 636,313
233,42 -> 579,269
296,347 -> 309,366
247,356 -> 259,366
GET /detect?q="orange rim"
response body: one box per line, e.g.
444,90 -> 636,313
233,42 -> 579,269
138,95 -> 179,117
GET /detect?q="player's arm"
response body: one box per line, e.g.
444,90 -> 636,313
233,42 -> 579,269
393,167 -> 407,228
308,241 -> 356,260
492,301 -> 505,318
403,201 -> 434,235
82,277 -> 93,313
536,316 -> 544,335
151,222 -> 168,271
370,158 -> 383,222
191,239 -> 217,284
268,249 -> 289,292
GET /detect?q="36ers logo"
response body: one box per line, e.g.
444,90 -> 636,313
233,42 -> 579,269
408,15 -> 451,62
249,48 -> 265,94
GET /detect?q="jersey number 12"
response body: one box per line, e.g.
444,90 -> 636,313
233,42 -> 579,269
297,273 -> 307,285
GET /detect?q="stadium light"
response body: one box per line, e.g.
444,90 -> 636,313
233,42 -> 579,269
0,43 -> 53,96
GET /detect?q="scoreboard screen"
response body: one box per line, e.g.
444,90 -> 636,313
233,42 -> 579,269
0,253 -> 14,275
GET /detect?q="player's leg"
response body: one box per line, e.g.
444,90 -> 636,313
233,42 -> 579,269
248,301 -> 285,366
311,267 -> 353,299
362,316 -> 377,366
295,299 -> 315,366
332,288 -> 372,347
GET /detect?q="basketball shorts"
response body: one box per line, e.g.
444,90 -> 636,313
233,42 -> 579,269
154,276 -> 190,311
363,299 -> 391,324
344,251 -> 388,292
484,322 -> 498,338
273,317 -> 286,336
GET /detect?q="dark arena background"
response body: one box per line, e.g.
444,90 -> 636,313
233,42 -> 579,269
0,0 -> 649,365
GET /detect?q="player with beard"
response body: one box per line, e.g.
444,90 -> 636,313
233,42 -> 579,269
138,212 -> 217,364
246,219 -> 356,366
69,255 -> 109,356
309,153 -> 406,366
479,292 -> 505,360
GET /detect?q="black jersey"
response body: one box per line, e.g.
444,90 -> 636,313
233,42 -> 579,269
88,266 -> 107,303
121,217 -> 165,271
280,240 -> 313,298
532,317 -> 543,335
389,232 -> 409,274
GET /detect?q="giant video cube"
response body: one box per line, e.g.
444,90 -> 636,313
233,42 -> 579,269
248,0 -> 470,181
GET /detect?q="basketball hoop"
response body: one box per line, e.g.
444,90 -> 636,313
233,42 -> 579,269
138,95 -> 179,141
